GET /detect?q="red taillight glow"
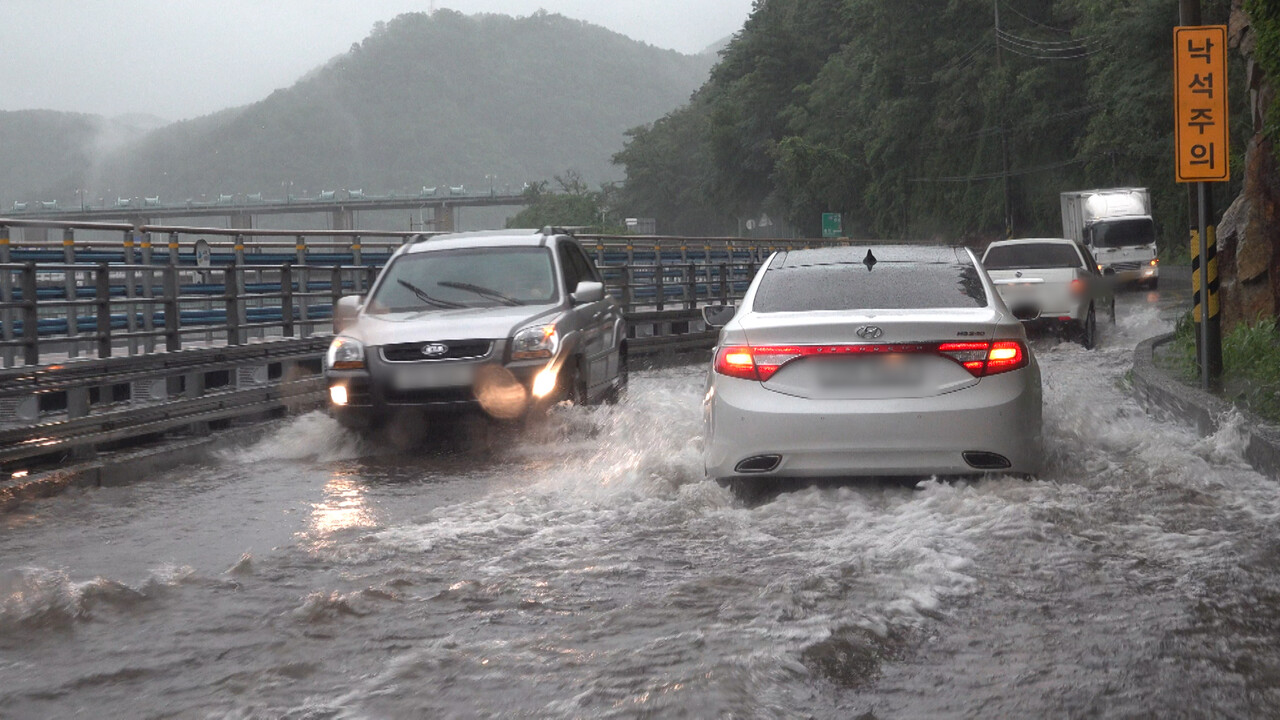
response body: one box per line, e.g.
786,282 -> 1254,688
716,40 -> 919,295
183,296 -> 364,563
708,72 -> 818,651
715,340 -> 1029,381
1069,278 -> 1084,294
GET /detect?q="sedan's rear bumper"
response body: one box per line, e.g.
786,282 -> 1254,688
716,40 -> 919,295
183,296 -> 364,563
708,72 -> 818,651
704,365 -> 1043,479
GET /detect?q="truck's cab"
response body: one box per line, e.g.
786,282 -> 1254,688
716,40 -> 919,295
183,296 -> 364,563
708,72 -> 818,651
1061,188 -> 1160,289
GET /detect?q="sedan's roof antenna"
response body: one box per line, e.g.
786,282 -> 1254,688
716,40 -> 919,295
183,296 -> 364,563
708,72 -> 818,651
863,249 -> 877,271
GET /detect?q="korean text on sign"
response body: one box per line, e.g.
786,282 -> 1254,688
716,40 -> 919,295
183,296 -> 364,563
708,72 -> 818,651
1174,26 -> 1230,183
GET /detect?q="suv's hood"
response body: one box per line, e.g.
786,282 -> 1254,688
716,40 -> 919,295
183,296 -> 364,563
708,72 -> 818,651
348,304 -> 560,346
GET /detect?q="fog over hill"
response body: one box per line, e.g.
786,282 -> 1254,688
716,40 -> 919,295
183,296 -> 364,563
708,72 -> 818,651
13,10 -> 712,206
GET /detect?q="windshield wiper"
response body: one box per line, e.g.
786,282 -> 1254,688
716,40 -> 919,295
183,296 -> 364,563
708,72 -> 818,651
437,280 -> 524,306
396,279 -> 466,309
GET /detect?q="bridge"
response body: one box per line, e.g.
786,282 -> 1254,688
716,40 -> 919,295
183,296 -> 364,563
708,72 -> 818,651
8,190 -> 531,234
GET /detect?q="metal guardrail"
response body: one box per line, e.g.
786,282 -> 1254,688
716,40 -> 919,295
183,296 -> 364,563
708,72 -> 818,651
0,219 -> 849,469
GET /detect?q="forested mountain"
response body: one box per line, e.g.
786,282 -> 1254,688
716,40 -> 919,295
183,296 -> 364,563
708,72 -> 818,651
31,11 -> 713,203
614,0 -> 1243,249
0,111 -> 162,208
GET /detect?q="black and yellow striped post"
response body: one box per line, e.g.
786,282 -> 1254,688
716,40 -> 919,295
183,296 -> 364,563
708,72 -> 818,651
1191,185 -> 1223,387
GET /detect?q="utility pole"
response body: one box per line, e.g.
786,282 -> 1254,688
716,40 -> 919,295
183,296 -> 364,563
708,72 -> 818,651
1178,0 -> 1222,388
995,0 -> 1012,237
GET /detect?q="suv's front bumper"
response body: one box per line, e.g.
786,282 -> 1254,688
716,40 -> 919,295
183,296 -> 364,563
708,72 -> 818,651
325,358 -> 552,428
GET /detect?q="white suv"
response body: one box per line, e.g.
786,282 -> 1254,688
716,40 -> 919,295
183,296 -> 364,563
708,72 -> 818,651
324,229 -> 627,429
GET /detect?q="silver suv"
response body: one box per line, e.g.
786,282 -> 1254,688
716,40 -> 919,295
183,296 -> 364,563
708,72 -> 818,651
324,229 -> 626,429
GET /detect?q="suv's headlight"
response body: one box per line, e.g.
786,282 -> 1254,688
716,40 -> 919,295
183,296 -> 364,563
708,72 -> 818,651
512,323 -> 558,360
326,337 -> 365,370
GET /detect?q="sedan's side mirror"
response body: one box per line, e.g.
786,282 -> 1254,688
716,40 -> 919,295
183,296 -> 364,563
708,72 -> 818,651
702,304 -> 737,328
334,295 -> 364,333
571,280 -> 605,304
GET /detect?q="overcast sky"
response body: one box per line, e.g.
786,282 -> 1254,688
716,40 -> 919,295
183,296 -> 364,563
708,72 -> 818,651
3,0 -> 752,122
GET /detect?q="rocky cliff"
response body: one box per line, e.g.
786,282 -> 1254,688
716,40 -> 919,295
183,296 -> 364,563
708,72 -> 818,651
1220,2 -> 1280,329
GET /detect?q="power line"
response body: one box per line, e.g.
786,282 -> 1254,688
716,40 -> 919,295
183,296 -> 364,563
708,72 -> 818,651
995,28 -> 1101,50
997,41 -> 1101,60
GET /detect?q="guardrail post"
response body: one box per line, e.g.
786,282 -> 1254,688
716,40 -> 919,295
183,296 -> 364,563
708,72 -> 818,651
331,265 -> 343,314
225,264 -> 243,346
621,266 -> 633,317
123,230 -> 139,355
295,234 -> 306,265
685,262 -> 695,310
123,229 -> 136,264
719,263 -> 729,304
20,263 -> 38,366
63,228 -> 79,358
281,263 -> 295,338
365,265 -> 377,293
168,232 -> 180,265
351,235 -> 362,274
163,265 -> 180,352
299,264 -> 312,337
141,233 -> 156,353
1,225 -> 13,367
655,255 -> 665,312
96,263 -> 112,359
234,233 -> 246,266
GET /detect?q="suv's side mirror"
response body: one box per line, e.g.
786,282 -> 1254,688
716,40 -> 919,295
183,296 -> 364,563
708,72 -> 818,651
571,280 -> 605,304
702,304 -> 736,328
334,295 -> 364,333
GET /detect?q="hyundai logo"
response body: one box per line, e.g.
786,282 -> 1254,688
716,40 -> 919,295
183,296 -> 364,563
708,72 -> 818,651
421,343 -> 449,357
856,326 -> 884,340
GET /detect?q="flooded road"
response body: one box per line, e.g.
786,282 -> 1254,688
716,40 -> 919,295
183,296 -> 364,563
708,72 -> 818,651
6,274 -> 1280,719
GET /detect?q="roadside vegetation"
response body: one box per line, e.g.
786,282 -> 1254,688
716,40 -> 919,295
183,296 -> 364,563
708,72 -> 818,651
614,0 -> 1244,247
1167,314 -> 1280,422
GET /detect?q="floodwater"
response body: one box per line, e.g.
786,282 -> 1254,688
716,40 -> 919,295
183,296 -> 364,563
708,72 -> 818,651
5,276 -> 1280,719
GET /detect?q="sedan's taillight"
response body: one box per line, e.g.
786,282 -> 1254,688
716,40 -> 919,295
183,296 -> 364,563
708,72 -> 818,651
716,340 -> 1028,381
934,341 -> 1028,377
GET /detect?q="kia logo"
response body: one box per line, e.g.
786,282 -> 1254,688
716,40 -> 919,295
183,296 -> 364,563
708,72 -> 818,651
421,343 -> 449,357
856,326 -> 884,340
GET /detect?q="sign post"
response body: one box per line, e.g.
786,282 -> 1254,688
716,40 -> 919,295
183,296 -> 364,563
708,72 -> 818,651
821,213 -> 842,239
1174,24 -> 1228,389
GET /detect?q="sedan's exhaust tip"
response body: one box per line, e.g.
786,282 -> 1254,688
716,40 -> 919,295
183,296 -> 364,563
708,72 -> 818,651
734,454 -> 782,474
963,451 -> 1012,470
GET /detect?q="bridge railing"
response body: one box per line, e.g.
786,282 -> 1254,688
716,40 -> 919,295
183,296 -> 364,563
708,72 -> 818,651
0,219 -> 855,469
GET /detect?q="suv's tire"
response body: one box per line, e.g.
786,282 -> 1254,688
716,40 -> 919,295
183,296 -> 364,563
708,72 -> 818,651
560,358 -> 589,406
1078,304 -> 1097,349
605,345 -> 628,405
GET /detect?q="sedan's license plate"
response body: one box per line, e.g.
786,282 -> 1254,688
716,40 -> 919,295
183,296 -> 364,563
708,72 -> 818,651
390,363 -> 475,390
815,356 -> 924,389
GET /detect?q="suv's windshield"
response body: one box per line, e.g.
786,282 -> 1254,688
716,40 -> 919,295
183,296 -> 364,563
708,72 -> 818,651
983,243 -> 1083,270
1091,218 -> 1155,248
367,247 -> 557,312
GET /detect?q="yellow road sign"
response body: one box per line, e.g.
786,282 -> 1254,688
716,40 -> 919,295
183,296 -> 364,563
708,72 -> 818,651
1174,26 -> 1230,183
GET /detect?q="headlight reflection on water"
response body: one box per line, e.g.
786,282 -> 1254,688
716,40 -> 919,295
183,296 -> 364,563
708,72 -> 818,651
306,472 -> 375,543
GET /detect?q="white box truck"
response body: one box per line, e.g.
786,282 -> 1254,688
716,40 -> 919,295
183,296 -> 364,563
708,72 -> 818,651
1060,188 -> 1159,288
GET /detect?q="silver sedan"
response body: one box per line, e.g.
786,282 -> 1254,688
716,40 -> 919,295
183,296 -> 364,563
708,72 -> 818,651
702,245 -> 1043,484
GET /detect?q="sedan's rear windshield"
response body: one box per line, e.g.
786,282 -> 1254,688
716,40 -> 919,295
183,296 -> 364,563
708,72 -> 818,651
752,261 -> 987,312
367,247 -> 557,312
983,243 -> 1083,270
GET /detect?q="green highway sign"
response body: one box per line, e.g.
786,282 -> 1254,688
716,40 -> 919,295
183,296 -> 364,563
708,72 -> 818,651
821,213 -> 842,238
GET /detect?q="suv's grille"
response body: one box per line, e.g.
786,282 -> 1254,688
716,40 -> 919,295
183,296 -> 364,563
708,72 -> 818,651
383,388 -> 475,405
381,340 -> 493,363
